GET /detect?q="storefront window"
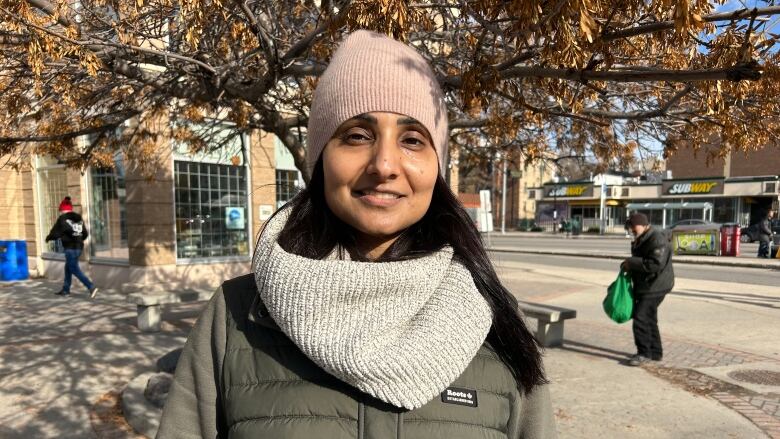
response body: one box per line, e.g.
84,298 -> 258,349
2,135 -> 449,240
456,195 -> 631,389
89,157 -> 128,260
274,137 -> 304,209
276,170 -> 300,208
713,198 -> 738,224
36,157 -> 68,254
174,161 -> 249,259
633,209 -> 664,227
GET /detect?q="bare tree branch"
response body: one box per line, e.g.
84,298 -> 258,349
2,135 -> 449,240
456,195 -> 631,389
444,63 -> 761,87
602,6 -> 780,41
27,0 -> 73,28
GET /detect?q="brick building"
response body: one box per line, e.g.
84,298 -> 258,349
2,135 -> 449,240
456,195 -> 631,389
663,145 -> 780,225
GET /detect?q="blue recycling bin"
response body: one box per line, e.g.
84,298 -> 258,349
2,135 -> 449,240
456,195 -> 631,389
0,240 -> 29,281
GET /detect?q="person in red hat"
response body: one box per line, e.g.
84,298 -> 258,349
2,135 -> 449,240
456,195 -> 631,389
45,196 -> 98,298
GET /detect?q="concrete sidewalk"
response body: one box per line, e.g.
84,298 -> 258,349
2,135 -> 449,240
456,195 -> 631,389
0,280 -> 193,439
489,246 -> 780,269
498,257 -> 780,438
0,278 -> 775,438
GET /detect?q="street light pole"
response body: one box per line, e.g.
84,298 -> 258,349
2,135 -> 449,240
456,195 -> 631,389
501,156 -> 507,234
552,174 -> 559,234
599,177 -> 606,235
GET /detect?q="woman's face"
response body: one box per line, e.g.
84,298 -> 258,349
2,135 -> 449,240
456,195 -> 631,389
322,112 -> 439,254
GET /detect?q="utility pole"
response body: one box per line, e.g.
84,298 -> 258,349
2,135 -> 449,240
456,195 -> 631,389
599,176 -> 607,235
552,174 -> 559,234
501,155 -> 507,234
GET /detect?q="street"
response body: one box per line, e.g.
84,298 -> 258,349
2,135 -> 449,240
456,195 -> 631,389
492,251 -> 780,286
486,233 -> 761,258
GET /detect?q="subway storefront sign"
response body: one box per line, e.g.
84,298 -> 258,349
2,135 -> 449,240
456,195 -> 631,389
546,184 -> 594,198
662,179 -> 724,196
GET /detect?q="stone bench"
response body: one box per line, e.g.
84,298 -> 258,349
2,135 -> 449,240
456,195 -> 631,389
518,302 -> 577,347
127,290 -> 213,332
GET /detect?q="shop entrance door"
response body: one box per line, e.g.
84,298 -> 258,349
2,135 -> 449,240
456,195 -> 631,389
747,197 -> 775,225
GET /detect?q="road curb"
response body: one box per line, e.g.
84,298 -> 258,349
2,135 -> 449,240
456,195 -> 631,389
482,232 -> 629,240
487,247 -> 780,269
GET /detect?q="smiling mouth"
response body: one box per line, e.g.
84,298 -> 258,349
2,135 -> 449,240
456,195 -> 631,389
354,190 -> 403,199
352,189 -> 405,207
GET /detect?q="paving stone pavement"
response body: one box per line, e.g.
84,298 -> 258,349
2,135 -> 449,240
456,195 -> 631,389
560,319 -> 780,438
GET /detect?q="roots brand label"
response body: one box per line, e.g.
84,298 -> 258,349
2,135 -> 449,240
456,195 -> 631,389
441,387 -> 478,407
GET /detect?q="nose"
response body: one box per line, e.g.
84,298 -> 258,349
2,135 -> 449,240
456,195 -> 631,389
366,133 -> 400,181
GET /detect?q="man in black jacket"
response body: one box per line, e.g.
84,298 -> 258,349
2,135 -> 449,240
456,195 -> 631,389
621,212 -> 674,366
45,196 -> 98,298
757,210 -> 775,258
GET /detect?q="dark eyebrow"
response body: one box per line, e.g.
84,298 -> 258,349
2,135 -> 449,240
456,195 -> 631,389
350,114 -> 377,124
398,117 -> 422,126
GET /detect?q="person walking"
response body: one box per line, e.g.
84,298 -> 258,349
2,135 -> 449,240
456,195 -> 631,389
621,212 -> 674,367
157,30 -> 555,439
562,218 -> 571,238
757,209 -> 775,258
45,196 -> 98,298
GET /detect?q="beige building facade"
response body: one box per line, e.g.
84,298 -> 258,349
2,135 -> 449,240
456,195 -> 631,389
0,125 -> 289,292
1,125 -> 463,289
485,158 -> 555,230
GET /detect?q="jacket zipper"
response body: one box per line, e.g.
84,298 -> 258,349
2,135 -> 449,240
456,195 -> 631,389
397,412 -> 403,439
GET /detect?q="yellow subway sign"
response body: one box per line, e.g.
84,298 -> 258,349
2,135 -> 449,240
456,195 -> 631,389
546,185 -> 593,197
663,180 -> 724,195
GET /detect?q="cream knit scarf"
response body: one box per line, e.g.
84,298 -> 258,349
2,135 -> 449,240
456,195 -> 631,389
252,209 -> 493,410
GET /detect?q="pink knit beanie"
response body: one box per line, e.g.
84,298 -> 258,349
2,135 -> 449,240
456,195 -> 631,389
306,30 -> 449,174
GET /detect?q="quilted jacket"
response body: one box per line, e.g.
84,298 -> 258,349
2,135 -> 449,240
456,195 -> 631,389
156,274 -> 557,439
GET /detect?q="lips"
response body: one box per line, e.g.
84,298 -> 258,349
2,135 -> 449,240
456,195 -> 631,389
359,190 -> 401,199
353,189 -> 405,207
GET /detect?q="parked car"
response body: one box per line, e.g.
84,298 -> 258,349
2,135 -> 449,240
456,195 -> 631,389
740,219 -> 780,243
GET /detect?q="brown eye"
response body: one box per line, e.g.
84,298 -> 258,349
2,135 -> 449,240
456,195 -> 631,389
401,132 -> 429,150
342,128 -> 372,144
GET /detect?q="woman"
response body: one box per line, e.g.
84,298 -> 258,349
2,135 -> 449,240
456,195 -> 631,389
157,30 -> 556,439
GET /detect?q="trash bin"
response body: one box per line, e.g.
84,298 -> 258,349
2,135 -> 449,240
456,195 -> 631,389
720,224 -> 741,257
0,240 -> 29,281
671,224 -> 721,256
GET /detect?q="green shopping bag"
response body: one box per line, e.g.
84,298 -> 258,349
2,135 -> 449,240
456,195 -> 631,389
603,271 -> 634,323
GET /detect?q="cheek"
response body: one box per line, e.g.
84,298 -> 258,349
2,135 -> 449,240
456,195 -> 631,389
322,146 -> 361,193
404,157 -> 439,196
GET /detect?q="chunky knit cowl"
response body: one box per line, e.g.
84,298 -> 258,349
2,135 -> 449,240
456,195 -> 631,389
252,209 -> 493,410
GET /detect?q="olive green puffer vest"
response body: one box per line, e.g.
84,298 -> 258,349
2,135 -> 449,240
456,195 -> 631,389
220,274 -> 554,439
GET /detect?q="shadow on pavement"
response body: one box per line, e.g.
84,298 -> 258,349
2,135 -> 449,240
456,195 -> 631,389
0,280 -> 191,438
672,290 -> 780,309
558,339 -> 631,363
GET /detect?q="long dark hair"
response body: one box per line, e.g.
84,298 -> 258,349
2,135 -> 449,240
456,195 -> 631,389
265,159 -> 547,395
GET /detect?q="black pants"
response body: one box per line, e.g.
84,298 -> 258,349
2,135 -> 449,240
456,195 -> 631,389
758,241 -> 770,258
632,293 -> 667,360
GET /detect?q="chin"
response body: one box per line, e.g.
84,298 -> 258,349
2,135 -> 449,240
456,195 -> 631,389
354,221 -> 406,238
